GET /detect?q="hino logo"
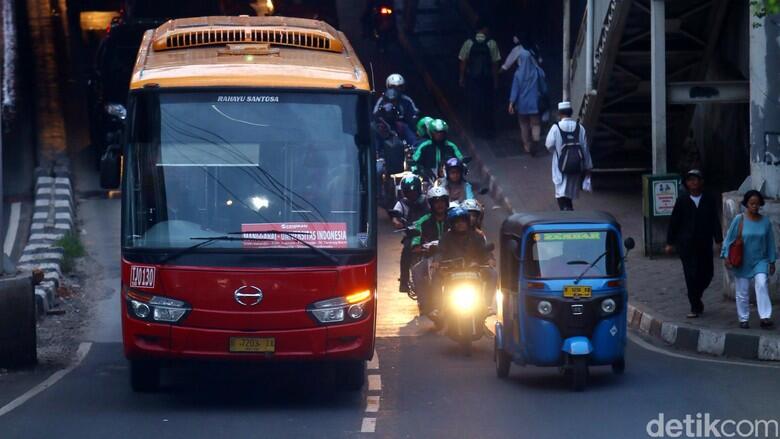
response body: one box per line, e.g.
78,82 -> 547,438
234,286 -> 263,306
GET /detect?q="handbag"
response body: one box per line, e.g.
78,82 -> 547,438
727,215 -> 744,268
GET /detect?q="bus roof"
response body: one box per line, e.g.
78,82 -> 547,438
130,16 -> 370,91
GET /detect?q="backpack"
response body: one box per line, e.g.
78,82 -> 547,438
556,122 -> 585,175
466,39 -> 492,79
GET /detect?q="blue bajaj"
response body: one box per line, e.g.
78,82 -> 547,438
494,212 -> 635,391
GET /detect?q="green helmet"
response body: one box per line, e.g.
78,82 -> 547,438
400,175 -> 422,194
416,116 -> 434,137
429,119 -> 448,133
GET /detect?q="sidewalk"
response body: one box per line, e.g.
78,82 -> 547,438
399,9 -> 780,361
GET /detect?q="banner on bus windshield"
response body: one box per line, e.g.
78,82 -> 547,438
241,223 -> 349,249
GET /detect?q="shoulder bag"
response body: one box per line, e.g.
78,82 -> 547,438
727,215 -> 744,268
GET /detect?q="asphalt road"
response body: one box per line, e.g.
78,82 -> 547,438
2,1 -> 780,438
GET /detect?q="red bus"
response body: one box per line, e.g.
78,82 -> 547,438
100,16 -> 377,392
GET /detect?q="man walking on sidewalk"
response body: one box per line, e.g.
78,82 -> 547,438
665,170 -> 723,318
544,102 -> 592,210
458,22 -> 501,138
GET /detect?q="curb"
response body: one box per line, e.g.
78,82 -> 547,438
17,162 -> 75,318
399,19 -> 780,362
628,304 -> 780,361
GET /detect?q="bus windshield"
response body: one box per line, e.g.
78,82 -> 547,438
524,231 -> 620,279
123,90 -> 372,251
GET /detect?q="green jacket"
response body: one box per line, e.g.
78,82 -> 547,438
411,139 -> 464,174
411,213 -> 447,247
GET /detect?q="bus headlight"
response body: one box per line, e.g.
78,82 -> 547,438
309,290 -> 372,324
449,283 -> 479,314
126,291 -> 190,323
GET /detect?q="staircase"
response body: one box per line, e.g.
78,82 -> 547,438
570,0 -> 731,172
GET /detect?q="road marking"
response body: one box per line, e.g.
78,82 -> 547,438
3,202 -> 21,256
361,417 -> 377,433
629,333 -> 780,369
367,351 -> 379,370
0,342 -> 92,417
367,374 -> 382,392
365,395 -> 380,413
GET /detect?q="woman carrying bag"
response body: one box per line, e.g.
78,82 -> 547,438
721,190 -> 777,329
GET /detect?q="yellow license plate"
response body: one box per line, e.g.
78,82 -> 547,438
229,337 -> 275,353
563,285 -> 592,299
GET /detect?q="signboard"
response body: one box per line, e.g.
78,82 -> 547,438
652,180 -> 678,216
241,223 -> 348,249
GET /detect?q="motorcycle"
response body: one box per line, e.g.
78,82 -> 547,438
375,117 -> 413,210
436,255 -> 493,356
365,0 -> 396,52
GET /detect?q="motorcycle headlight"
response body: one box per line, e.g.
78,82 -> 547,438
449,283 -> 479,314
601,298 -> 617,315
537,300 -> 553,316
126,291 -> 190,323
308,290 -> 372,325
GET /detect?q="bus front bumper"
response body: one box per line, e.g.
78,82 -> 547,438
122,317 -> 374,362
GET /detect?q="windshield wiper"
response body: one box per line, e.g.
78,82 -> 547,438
229,230 -> 339,265
159,235 -> 273,265
573,251 -> 608,285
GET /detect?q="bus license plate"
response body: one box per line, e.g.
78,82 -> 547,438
229,337 -> 275,353
564,286 -> 592,299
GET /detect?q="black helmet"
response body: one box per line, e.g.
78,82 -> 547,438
400,175 -> 422,194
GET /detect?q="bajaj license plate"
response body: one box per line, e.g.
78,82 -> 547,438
229,337 -> 275,353
563,285 -> 592,299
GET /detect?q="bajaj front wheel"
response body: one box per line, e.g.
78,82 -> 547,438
129,360 -> 160,393
571,356 -> 588,392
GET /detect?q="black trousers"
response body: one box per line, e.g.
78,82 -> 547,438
466,78 -> 495,137
399,243 -> 414,291
556,197 -> 573,211
680,248 -> 714,314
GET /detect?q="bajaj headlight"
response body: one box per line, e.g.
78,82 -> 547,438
601,298 -> 617,315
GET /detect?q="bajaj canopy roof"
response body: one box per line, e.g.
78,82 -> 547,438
501,211 -> 621,239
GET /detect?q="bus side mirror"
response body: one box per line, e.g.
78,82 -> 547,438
100,144 -> 121,189
624,237 -> 636,252
485,243 -> 495,252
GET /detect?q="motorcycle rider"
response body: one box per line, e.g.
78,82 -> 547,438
411,119 -> 464,181
461,198 -> 485,233
437,157 -> 474,203
410,186 -> 450,316
431,206 -> 497,318
391,176 -> 430,292
376,73 -> 420,120
415,116 -> 434,148
373,88 -> 416,147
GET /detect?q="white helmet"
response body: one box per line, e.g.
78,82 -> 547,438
461,199 -> 482,213
386,73 -> 405,88
448,201 -> 461,211
427,186 -> 449,200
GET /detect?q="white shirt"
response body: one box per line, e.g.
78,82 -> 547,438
690,194 -> 702,208
545,118 -> 593,198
